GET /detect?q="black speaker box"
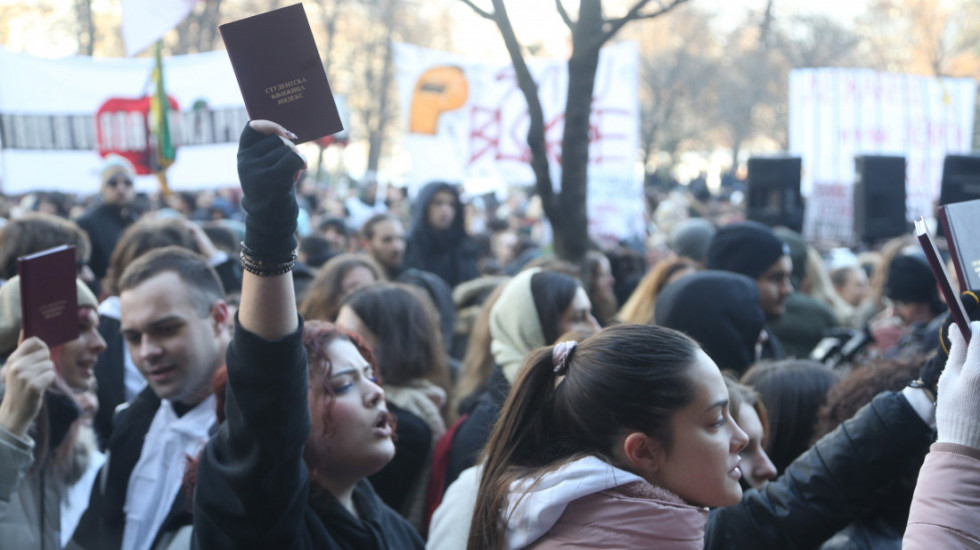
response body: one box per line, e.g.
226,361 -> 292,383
746,157 -> 804,232
853,155 -> 906,243
939,155 -> 980,206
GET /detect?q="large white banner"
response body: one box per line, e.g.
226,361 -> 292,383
0,47 -> 248,195
789,68 -> 976,242
394,42 -> 644,245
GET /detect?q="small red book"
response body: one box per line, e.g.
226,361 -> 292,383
937,199 -> 980,294
914,218 -> 971,342
220,3 -> 343,143
17,245 -> 79,348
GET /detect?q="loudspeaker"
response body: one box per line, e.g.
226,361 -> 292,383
939,155 -> 980,206
853,155 -> 906,243
746,157 -> 804,232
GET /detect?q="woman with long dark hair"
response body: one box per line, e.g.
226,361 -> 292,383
336,282 -> 452,527
469,324 -> 747,549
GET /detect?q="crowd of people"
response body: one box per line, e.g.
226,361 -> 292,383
0,120 -> 978,550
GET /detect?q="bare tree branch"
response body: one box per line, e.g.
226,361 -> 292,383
595,0 -> 690,49
459,0 -> 494,20
485,0 -> 555,211
556,0 -> 575,30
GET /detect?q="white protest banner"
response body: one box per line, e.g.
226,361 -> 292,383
788,68 -> 976,242
0,47 -> 249,195
122,0 -> 200,57
394,42 -> 643,244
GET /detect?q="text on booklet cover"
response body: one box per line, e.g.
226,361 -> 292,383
17,245 -> 79,348
219,3 -> 343,143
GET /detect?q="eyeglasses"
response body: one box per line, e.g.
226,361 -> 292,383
106,177 -> 133,188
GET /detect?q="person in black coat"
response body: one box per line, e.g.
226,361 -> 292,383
403,182 -> 479,289
192,120 -> 423,550
705,388 -> 935,549
77,155 -> 141,294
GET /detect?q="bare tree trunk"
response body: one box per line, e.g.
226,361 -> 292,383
196,0 -> 223,52
318,0 -> 340,78
485,0 -> 555,216
75,0 -> 95,56
554,0 -> 603,264
730,138 -> 742,176
460,0 -> 688,262
367,0 -> 397,173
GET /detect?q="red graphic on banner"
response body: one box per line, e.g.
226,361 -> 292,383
466,66 -> 630,168
95,95 -> 179,175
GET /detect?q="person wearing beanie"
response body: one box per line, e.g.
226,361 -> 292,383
880,250 -> 947,357
0,276 -> 106,549
669,218 -> 716,267
77,154 -> 141,294
707,221 -> 794,360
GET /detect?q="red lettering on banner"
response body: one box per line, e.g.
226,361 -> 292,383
94,95 -> 179,175
467,71 -> 630,168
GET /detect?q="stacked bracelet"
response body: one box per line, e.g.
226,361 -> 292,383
239,244 -> 297,277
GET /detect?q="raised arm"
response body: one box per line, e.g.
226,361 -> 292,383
192,121 -> 310,550
235,120 -> 305,340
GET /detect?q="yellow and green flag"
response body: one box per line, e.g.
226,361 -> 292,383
149,40 -> 175,193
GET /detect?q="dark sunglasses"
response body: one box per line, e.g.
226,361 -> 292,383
106,177 -> 133,188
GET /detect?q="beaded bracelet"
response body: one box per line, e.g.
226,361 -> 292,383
239,244 -> 297,277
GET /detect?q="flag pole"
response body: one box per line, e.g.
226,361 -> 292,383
150,40 -> 175,197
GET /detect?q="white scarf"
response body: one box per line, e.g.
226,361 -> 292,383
122,396 -> 216,550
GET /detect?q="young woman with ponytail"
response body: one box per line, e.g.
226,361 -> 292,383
467,324 -> 748,550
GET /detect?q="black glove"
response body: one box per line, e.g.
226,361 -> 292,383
237,123 -> 306,260
920,290 -> 980,392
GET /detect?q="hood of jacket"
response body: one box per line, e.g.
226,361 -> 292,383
503,455 -> 652,548
408,181 -> 468,255
489,268 -> 545,383
655,270 -> 766,376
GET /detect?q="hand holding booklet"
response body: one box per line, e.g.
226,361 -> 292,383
914,217 -> 972,342
220,3 -> 343,143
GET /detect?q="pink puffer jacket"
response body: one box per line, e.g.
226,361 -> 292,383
903,442 -> 980,548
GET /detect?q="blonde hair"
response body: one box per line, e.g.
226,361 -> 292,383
617,257 -> 697,324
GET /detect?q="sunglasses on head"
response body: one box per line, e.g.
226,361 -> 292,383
106,176 -> 133,188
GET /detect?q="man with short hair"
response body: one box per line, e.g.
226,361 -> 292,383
318,217 -> 355,254
707,220 -> 793,359
72,246 -> 230,550
361,213 -> 406,280
77,155 -> 140,293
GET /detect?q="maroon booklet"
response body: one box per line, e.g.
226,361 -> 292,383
915,218 -> 971,342
220,3 -> 343,144
938,199 -> 980,294
17,245 -> 79,348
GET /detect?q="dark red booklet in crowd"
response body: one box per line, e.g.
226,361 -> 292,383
914,217 -> 971,342
219,3 -> 343,143
938,198 -> 980,294
17,245 -> 79,347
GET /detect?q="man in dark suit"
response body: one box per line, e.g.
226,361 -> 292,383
71,247 -> 230,550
